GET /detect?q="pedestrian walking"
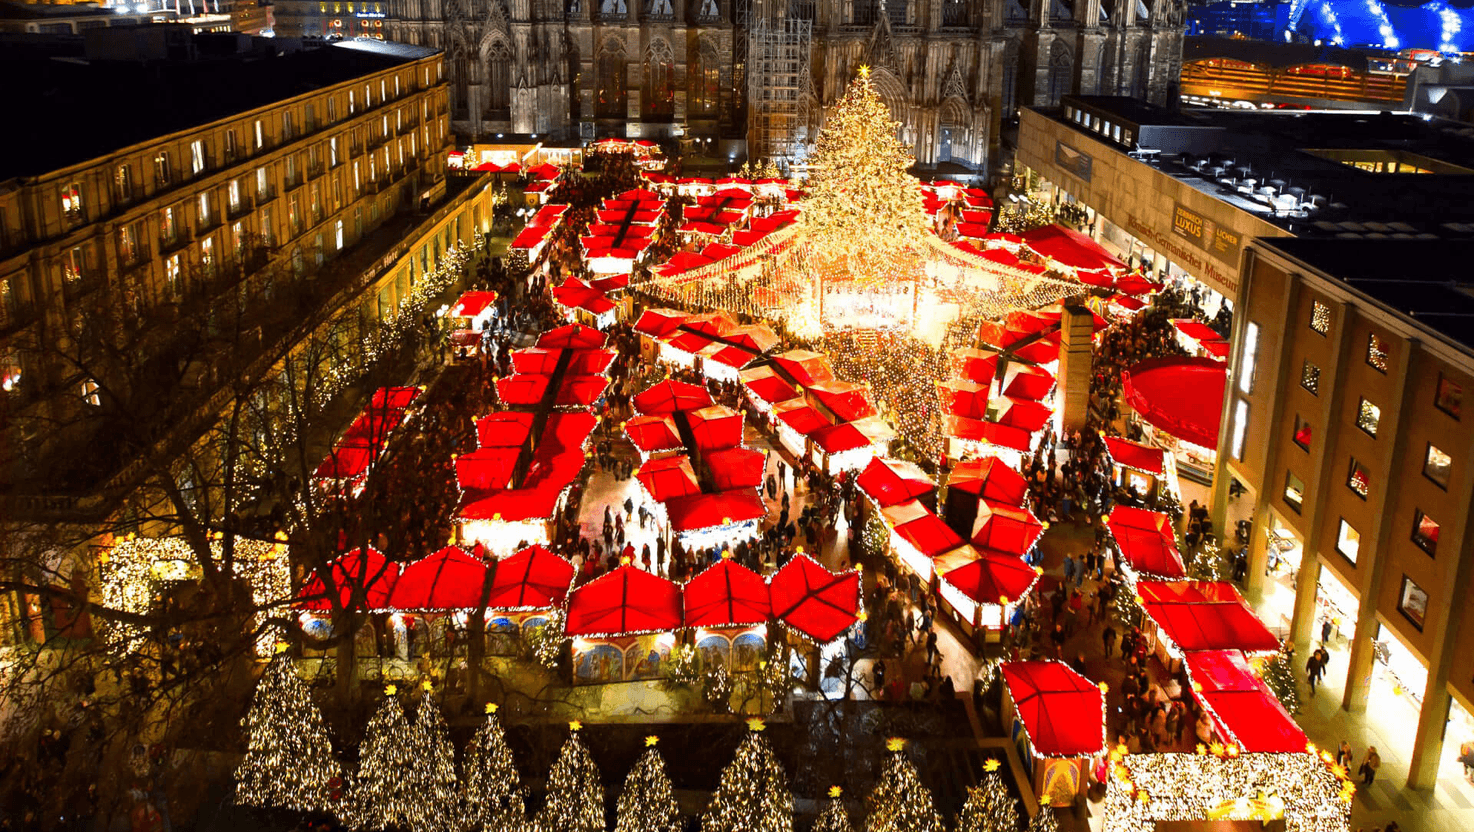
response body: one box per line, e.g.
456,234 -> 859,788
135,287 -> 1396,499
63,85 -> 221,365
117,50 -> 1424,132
1358,747 -> 1380,786
1103,624 -> 1117,657
1306,651 -> 1325,694
1337,740 -> 1354,770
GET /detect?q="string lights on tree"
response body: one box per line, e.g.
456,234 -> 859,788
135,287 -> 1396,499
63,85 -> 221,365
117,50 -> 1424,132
614,736 -> 681,832
700,719 -> 794,832
812,786 -> 855,832
535,722 -> 605,832
1027,804 -> 1060,832
864,738 -> 944,832
234,651 -> 344,814
408,685 -> 460,832
1258,646 -> 1302,716
350,686 -> 418,831
955,759 -> 1019,832
462,703 -> 527,832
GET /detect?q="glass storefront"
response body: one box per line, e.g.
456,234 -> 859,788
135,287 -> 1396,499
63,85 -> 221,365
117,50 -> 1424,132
1315,563 -> 1359,642
1373,622 -> 1428,707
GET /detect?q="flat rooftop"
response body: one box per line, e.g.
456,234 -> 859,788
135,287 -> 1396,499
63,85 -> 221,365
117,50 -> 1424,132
1260,237 -> 1474,354
1042,97 -> 1474,239
0,32 -> 438,181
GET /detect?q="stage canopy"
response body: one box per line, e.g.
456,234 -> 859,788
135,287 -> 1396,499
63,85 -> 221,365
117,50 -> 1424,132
856,457 -> 936,509
485,545 -> 576,610
1103,435 -> 1167,476
297,547 -> 400,611
1137,580 -> 1282,654
1106,505 -> 1187,579
1122,357 -> 1227,449
388,546 -> 487,611
564,564 -> 683,637
683,558 -> 771,628
768,554 -> 861,643
1183,649 -> 1309,753
1001,660 -> 1107,757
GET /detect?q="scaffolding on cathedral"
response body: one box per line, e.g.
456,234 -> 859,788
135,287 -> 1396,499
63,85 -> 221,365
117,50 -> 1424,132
746,9 -> 812,164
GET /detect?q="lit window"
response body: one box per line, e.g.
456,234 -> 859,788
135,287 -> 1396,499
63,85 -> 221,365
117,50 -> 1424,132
232,221 -> 244,254
1398,576 -> 1428,631
1435,373 -> 1463,419
82,380 -> 101,407
1231,399 -> 1248,460
1311,300 -> 1331,334
1423,443 -> 1452,489
1293,414 -> 1312,451
1347,459 -> 1370,499
255,119 -> 265,150
165,254 -> 182,296
257,167 -> 269,197
1367,333 -> 1389,372
1335,519 -> 1360,563
1301,360 -> 1320,395
228,180 -> 241,212
197,192 -> 211,226
115,165 -> 134,202
335,219 -> 344,251
190,139 -> 206,174
61,182 -> 84,222
1284,471 -> 1305,513
162,206 -> 178,243
1412,510 -> 1440,556
1355,398 -> 1380,437
201,236 -> 215,265
350,91 -> 356,114
1238,322 -> 1259,394
330,137 -> 339,167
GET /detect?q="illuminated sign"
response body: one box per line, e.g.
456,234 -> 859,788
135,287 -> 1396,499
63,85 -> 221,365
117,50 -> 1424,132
1054,140 -> 1093,182
1172,201 -> 1243,266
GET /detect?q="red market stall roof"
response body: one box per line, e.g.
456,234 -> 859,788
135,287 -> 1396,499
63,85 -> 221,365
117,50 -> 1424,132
1114,273 -> 1161,297
705,447 -> 766,491
1000,661 -> 1107,757
485,545 -> 576,610
451,291 -> 499,319
726,324 -> 781,354
476,411 -> 536,448
537,324 -> 608,350
511,225 -> 553,250
634,308 -> 690,338
456,447 -> 522,492
1172,319 -> 1231,360
774,399 -> 831,436
945,416 -> 1034,453
955,349 -> 999,386
807,380 -> 876,421
564,564 -> 684,637
298,547 -> 401,611
1106,506 -> 1187,579
371,386 -> 421,410
1011,339 -> 1060,366
683,310 -> 738,338
1183,650 -> 1309,753
940,552 -> 1041,607
894,510 -> 967,558
683,558 -> 771,628
527,162 -> 561,180
494,373 -> 609,408
769,554 -> 862,643
637,455 -> 702,501
552,278 -> 616,315
971,501 -> 1045,556
1136,580 -> 1282,654
947,457 -> 1030,506
665,489 -> 767,533
1022,224 -> 1127,272
663,330 -> 716,355
687,405 -> 744,450
624,414 -> 684,453
811,421 -> 872,455
314,445 -> 375,481
1103,436 -> 1166,476
857,457 -> 936,508
995,397 -> 1054,432
1121,357 -> 1227,450
741,366 -> 801,405
389,546 -> 487,611
1001,364 -> 1056,401
634,380 -> 714,415
510,347 -> 616,376
459,411 -> 596,522
772,350 -> 835,386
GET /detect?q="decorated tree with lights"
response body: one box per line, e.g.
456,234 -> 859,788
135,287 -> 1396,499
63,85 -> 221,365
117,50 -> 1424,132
812,787 -> 855,832
349,687 -> 419,830
1260,645 -> 1302,716
614,737 -> 680,832
234,652 -> 344,814
955,760 -> 1019,832
405,688 -> 460,832
1026,805 -> 1059,832
802,66 -> 930,282
463,704 -> 526,832
534,722 -> 605,832
864,738 -> 943,832
700,719 -> 794,832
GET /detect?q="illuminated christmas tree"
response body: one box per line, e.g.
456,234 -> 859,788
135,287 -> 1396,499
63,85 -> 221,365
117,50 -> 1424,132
350,686 -> 418,830
1260,645 -> 1302,716
534,722 -> 605,832
864,739 -> 943,832
234,652 -> 344,814
812,786 -> 855,832
802,67 -> 930,283
407,687 -> 460,832
463,704 -> 526,832
955,760 -> 1019,832
1026,804 -> 1059,832
700,719 -> 793,832
614,737 -> 680,832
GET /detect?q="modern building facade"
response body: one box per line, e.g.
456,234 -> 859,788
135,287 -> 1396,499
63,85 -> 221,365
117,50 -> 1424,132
1217,237 -> 1474,793
271,0 -> 1188,171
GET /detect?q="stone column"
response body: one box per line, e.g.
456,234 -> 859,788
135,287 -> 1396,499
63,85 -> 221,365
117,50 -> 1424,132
1056,302 -> 1093,436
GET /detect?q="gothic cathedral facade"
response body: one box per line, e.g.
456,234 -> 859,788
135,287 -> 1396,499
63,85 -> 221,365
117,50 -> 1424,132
275,0 -> 1185,172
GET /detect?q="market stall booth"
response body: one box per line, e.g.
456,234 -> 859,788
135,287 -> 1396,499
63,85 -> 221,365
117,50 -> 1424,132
768,553 -> 862,691
551,277 -> 619,330
683,556 -> 771,674
312,386 -> 421,495
480,544 -> 577,655
446,290 -> 499,357
1102,435 -> 1175,503
1182,649 -> 1309,753
1105,506 -> 1188,581
564,563 -> 683,684
1001,660 -> 1107,808
1121,356 -> 1226,484
1135,580 -> 1282,672
582,188 -> 662,274
1171,319 -> 1231,363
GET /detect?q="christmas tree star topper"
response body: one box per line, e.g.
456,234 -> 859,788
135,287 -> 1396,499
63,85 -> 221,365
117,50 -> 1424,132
570,720 -> 583,732
645,735 -> 659,747
983,758 -> 1001,772
746,718 -> 766,732
485,702 -> 499,714
885,737 -> 907,752
384,683 -> 397,696
828,785 -> 843,798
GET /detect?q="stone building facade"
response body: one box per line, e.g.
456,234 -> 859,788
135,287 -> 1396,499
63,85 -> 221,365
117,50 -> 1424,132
273,0 -> 1186,172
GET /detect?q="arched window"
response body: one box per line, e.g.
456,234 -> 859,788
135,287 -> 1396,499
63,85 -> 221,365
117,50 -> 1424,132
484,41 -> 511,117
1047,41 -> 1073,105
596,44 -> 627,118
1001,41 -> 1019,117
942,0 -> 969,27
690,42 -> 720,115
1133,41 -> 1151,100
451,50 -> 469,119
643,41 -> 675,119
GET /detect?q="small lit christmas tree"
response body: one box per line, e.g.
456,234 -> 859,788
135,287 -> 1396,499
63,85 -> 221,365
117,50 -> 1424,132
812,786 -> 855,832
407,686 -> 460,832
535,722 -> 604,832
351,686 -> 418,831
234,652 -> 344,814
955,760 -> 1019,832
1026,804 -> 1059,832
700,719 -> 793,832
614,737 -> 680,832
1186,540 -> 1230,582
864,738 -> 943,832
463,703 -> 526,832
1260,646 -> 1302,716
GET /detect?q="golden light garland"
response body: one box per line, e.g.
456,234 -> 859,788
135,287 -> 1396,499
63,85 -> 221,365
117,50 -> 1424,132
1102,752 -> 1351,832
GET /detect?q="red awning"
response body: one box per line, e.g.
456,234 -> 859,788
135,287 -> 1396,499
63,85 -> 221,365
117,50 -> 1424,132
705,447 -> 766,491
370,386 -> 421,410
485,545 -> 575,610
1106,506 -> 1187,579
771,350 -> 835,386
971,500 -> 1044,555
637,455 -> 702,502
1183,650 -> 1308,753
1137,580 -> 1282,654
389,546 -> 488,611
1000,661 -> 1107,757
687,405 -> 743,451
633,380 -> 714,415
768,554 -> 861,643
665,489 -> 767,533
683,558 -> 771,628
564,564 -> 683,637
894,511 -> 967,558
1021,224 -> 1127,272
1103,435 -> 1166,476
476,411 -> 535,448
1121,357 -> 1227,449
774,399 -> 831,436
940,553 -> 1041,607
807,380 -> 876,421
856,457 -> 936,508
297,547 -> 401,611
947,457 -> 1029,505
624,414 -> 684,453
451,290 -> 499,319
